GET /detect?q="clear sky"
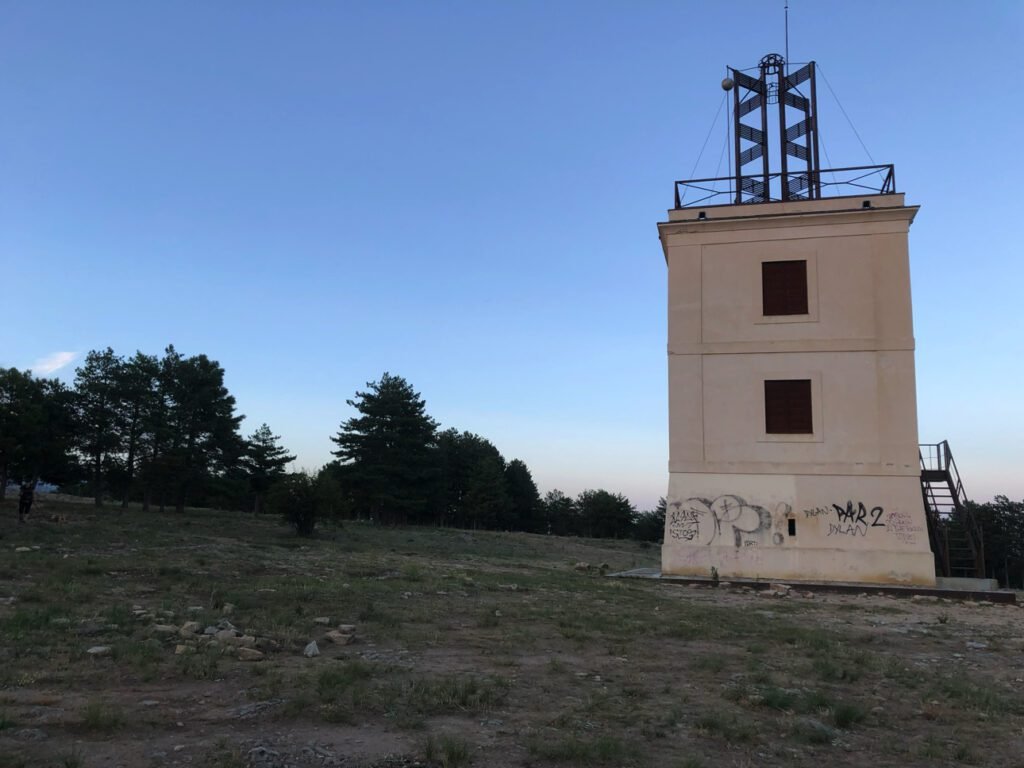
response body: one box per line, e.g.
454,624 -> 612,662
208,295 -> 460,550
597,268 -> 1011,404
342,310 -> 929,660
1,1 -> 1021,510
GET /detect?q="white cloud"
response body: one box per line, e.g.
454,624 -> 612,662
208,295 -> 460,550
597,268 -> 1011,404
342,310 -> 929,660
32,351 -> 78,375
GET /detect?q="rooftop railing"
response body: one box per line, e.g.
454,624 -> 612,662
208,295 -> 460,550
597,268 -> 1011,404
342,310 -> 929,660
674,164 -> 896,209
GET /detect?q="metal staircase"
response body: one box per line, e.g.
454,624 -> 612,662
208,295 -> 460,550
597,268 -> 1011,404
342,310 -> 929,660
920,441 -> 985,578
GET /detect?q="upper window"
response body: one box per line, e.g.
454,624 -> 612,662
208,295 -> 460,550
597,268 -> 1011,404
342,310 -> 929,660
762,260 -> 808,316
764,379 -> 813,434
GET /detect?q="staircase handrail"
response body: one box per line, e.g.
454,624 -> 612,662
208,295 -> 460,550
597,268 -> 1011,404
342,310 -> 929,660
942,440 -> 986,577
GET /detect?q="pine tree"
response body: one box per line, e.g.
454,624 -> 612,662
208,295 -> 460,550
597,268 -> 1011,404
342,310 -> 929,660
330,373 -> 437,525
114,352 -> 159,507
504,459 -> 542,532
161,348 -> 245,513
73,348 -> 124,506
245,423 -> 296,514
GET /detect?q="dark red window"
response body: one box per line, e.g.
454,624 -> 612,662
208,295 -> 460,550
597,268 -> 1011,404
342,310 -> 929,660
762,260 -> 808,316
764,379 -> 813,434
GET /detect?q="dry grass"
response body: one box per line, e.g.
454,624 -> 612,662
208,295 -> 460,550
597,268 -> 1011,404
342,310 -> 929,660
0,497 -> 1022,767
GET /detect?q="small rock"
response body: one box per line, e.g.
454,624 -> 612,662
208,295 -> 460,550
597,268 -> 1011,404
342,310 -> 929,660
179,621 -> 201,637
337,624 -> 356,634
768,582 -> 790,594
304,641 -> 320,657
140,700 -> 160,707
215,628 -> 239,642
15,727 -> 47,741
152,624 -> 177,635
174,644 -> 193,655
86,645 -> 112,656
324,630 -> 352,645
186,606 -> 203,613
966,641 -> 989,650
313,617 -> 332,625
217,619 -> 237,631
203,625 -> 219,635
222,602 -> 235,614
238,647 -> 264,661
573,562 -> 590,571
15,547 -> 32,553
255,637 -> 281,652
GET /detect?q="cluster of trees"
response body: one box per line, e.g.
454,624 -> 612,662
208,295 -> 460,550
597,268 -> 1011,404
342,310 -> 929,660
969,496 -> 1024,588
2,358 -> 665,540
318,372 -> 664,540
0,347 -> 294,513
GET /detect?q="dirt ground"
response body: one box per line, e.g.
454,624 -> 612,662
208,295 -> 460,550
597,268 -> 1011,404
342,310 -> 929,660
1,498 -> 1023,768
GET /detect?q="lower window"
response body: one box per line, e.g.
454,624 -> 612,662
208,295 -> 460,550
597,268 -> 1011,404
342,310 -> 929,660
764,379 -> 813,434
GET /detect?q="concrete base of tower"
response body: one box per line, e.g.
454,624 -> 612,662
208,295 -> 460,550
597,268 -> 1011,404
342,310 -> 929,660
661,471 -> 937,586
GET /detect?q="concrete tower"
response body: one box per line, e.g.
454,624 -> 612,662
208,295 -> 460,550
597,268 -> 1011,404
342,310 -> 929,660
659,55 -> 935,585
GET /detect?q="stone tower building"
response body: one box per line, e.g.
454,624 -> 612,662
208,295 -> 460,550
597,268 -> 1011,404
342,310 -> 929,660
660,55 -> 935,585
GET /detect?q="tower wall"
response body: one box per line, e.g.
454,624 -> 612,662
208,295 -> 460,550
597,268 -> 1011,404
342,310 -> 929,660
660,193 -> 936,585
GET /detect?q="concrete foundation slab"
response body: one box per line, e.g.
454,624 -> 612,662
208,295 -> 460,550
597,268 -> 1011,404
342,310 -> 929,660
609,568 -> 1016,604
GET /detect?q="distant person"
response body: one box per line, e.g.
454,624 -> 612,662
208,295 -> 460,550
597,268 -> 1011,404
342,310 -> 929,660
18,482 -> 34,523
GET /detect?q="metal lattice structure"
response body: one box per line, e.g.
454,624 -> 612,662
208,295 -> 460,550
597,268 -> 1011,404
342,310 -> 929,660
732,53 -> 821,204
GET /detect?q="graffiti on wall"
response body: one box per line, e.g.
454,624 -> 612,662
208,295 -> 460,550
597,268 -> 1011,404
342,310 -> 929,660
668,495 -> 789,548
886,509 -> 924,545
825,501 -> 886,537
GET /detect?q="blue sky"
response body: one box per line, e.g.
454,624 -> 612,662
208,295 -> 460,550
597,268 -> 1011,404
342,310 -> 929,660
1,1 -> 1021,509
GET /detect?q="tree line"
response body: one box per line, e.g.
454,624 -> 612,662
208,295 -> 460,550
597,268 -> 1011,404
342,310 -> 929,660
1,347 -> 293,514
1,357 -> 664,540
294,372 -> 664,539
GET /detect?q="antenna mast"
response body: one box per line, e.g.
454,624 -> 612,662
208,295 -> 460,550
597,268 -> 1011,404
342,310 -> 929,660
784,1 -> 790,73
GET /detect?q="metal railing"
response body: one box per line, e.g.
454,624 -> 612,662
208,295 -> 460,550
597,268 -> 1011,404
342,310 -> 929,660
919,440 -> 986,578
674,164 -> 896,209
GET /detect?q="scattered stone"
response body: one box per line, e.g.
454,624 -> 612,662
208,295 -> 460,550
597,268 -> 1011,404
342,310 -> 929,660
238,648 -> 264,661
248,746 -> 280,762
215,628 -> 239,642
314,617 -> 332,625
179,621 -> 201,637
173,745 -> 186,752
217,619 -> 237,631
324,630 -> 352,645
573,561 -> 590,571
337,624 -> 356,634
912,595 -> 939,603
804,591 -> 815,599
174,644 -> 193,655
966,641 -> 989,650
186,605 -> 204,613
15,727 -> 47,741
769,582 -> 791,594
140,700 -> 160,707
152,624 -> 177,635
231,699 -> 283,719
304,641 -> 320,658
15,547 -> 31,553
86,645 -> 112,656
222,602 -> 235,615
255,637 -> 281,652
203,625 -> 219,635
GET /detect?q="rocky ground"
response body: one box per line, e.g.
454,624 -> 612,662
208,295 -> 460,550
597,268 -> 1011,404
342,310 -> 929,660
1,498 -> 1022,768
